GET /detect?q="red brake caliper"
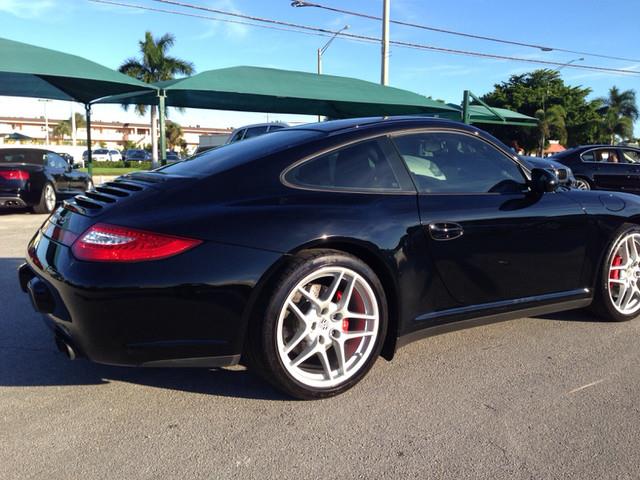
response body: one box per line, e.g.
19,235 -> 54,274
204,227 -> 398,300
610,255 -> 623,289
336,291 -> 349,332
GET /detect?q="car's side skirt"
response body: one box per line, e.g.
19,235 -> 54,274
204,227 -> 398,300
396,289 -> 592,349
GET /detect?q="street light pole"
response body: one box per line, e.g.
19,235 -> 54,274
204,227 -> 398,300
381,0 -> 390,85
540,57 -> 584,156
316,24 -> 349,121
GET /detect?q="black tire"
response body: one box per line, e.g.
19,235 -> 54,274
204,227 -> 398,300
247,249 -> 388,399
574,177 -> 592,190
32,183 -> 56,214
591,224 -> 640,322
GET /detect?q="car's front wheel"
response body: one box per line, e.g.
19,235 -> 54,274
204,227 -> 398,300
249,250 -> 387,399
592,225 -> 640,321
574,177 -> 592,190
33,183 -> 56,214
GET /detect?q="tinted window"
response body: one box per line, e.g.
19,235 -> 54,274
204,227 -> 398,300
47,152 -> 67,169
268,125 -> 285,132
581,151 -> 595,162
109,150 -> 119,155
0,149 -> 45,165
158,130 -> 321,177
228,129 -> 245,143
287,138 -> 401,191
591,149 -> 621,163
243,126 -> 269,139
622,149 -> 640,163
94,149 -> 108,154
393,132 -> 526,194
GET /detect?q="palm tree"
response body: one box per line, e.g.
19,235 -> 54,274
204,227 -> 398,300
597,86 -> 638,144
535,104 -> 566,155
119,32 -> 194,167
51,113 -> 86,143
165,120 -> 184,151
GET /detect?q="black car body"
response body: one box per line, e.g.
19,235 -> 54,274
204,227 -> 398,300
19,117 -> 640,398
551,145 -> 640,192
0,148 -> 92,213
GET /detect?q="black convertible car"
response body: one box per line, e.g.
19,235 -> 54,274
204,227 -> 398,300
0,147 -> 92,213
551,144 -> 640,192
19,117 -> 640,399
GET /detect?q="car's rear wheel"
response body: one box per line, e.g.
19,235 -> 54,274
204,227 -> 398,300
592,225 -> 640,321
33,183 -> 56,214
575,177 -> 592,190
249,250 -> 387,399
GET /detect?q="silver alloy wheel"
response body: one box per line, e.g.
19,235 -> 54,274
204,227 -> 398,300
44,184 -> 56,212
608,233 -> 640,315
276,266 -> 379,389
575,178 -> 591,190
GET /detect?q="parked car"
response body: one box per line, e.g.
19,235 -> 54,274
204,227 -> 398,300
122,149 -> 151,162
19,117 -> 640,399
82,148 -> 122,162
165,151 -> 181,163
551,145 -> 640,192
226,122 -> 289,144
0,147 -> 92,213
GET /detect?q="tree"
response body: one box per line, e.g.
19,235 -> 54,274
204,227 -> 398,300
165,120 -> 184,151
481,69 -> 601,152
119,32 -> 194,167
51,113 -> 86,142
535,104 -> 566,154
597,86 -> 638,143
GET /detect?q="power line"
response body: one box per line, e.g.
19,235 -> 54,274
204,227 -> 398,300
92,0 -> 640,76
89,0 -> 377,47
291,0 -> 640,64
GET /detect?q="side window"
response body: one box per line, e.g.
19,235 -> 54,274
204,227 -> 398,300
47,152 -> 66,169
286,138 -> 401,191
622,149 -> 640,164
581,151 -> 595,162
593,149 -> 620,163
243,126 -> 269,139
229,129 -> 245,143
392,132 -> 526,194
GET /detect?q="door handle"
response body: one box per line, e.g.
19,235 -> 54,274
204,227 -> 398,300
428,222 -> 464,241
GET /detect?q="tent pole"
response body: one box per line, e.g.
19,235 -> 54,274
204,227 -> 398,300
462,90 -> 471,124
158,90 -> 167,166
85,104 -> 93,178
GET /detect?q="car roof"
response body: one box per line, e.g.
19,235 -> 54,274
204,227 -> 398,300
284,116 -> 474,136
0,146 -> 51,153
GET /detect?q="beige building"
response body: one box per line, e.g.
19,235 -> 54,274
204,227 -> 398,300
0,116 -> 231,153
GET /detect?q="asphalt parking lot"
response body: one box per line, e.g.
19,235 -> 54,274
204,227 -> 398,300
2,211 -> 640,479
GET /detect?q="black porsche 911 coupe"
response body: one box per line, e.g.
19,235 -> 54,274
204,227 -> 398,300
19,117 -> 640,399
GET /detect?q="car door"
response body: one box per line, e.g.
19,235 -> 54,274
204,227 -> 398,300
45,152 -> 68,192
391,130 -> 589,307
586,148 -> 634,191
619,148 -> 640,193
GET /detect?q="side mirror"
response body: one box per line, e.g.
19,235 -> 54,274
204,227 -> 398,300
529,168 -> 559,193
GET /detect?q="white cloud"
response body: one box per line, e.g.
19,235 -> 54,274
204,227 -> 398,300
197,0 -> 249,40
0,0 -> 56,19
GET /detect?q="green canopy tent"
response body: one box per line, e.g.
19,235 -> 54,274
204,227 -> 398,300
456,90 -> 538,127
98,66 -> 459,163
0,37 -> 154,175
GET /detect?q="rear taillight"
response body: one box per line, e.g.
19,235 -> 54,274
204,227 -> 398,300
0,170 -> 29,181
71,223 -> 201,262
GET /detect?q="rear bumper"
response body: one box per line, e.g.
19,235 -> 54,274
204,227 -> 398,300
0,196 -> 28,208
20,226 -> 282,368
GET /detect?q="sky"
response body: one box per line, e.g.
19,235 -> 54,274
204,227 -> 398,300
1,0 -> 639,134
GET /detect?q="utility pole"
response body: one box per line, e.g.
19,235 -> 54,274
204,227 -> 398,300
39,99 -> 51,145
316,24 -> 349,121
71,103 -> 77,147
381,0 -> 390,85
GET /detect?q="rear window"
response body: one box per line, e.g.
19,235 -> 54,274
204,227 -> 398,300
157,130 -> 322,177
0,149 -> 45,165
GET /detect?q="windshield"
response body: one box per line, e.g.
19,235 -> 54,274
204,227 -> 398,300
157,130 -> 322,177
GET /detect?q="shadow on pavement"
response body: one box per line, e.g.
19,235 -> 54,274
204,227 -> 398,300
534,308 -> 603,323
0,257 -> 287,401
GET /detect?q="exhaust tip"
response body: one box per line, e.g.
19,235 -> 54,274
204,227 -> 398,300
55,336 -> 76,360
